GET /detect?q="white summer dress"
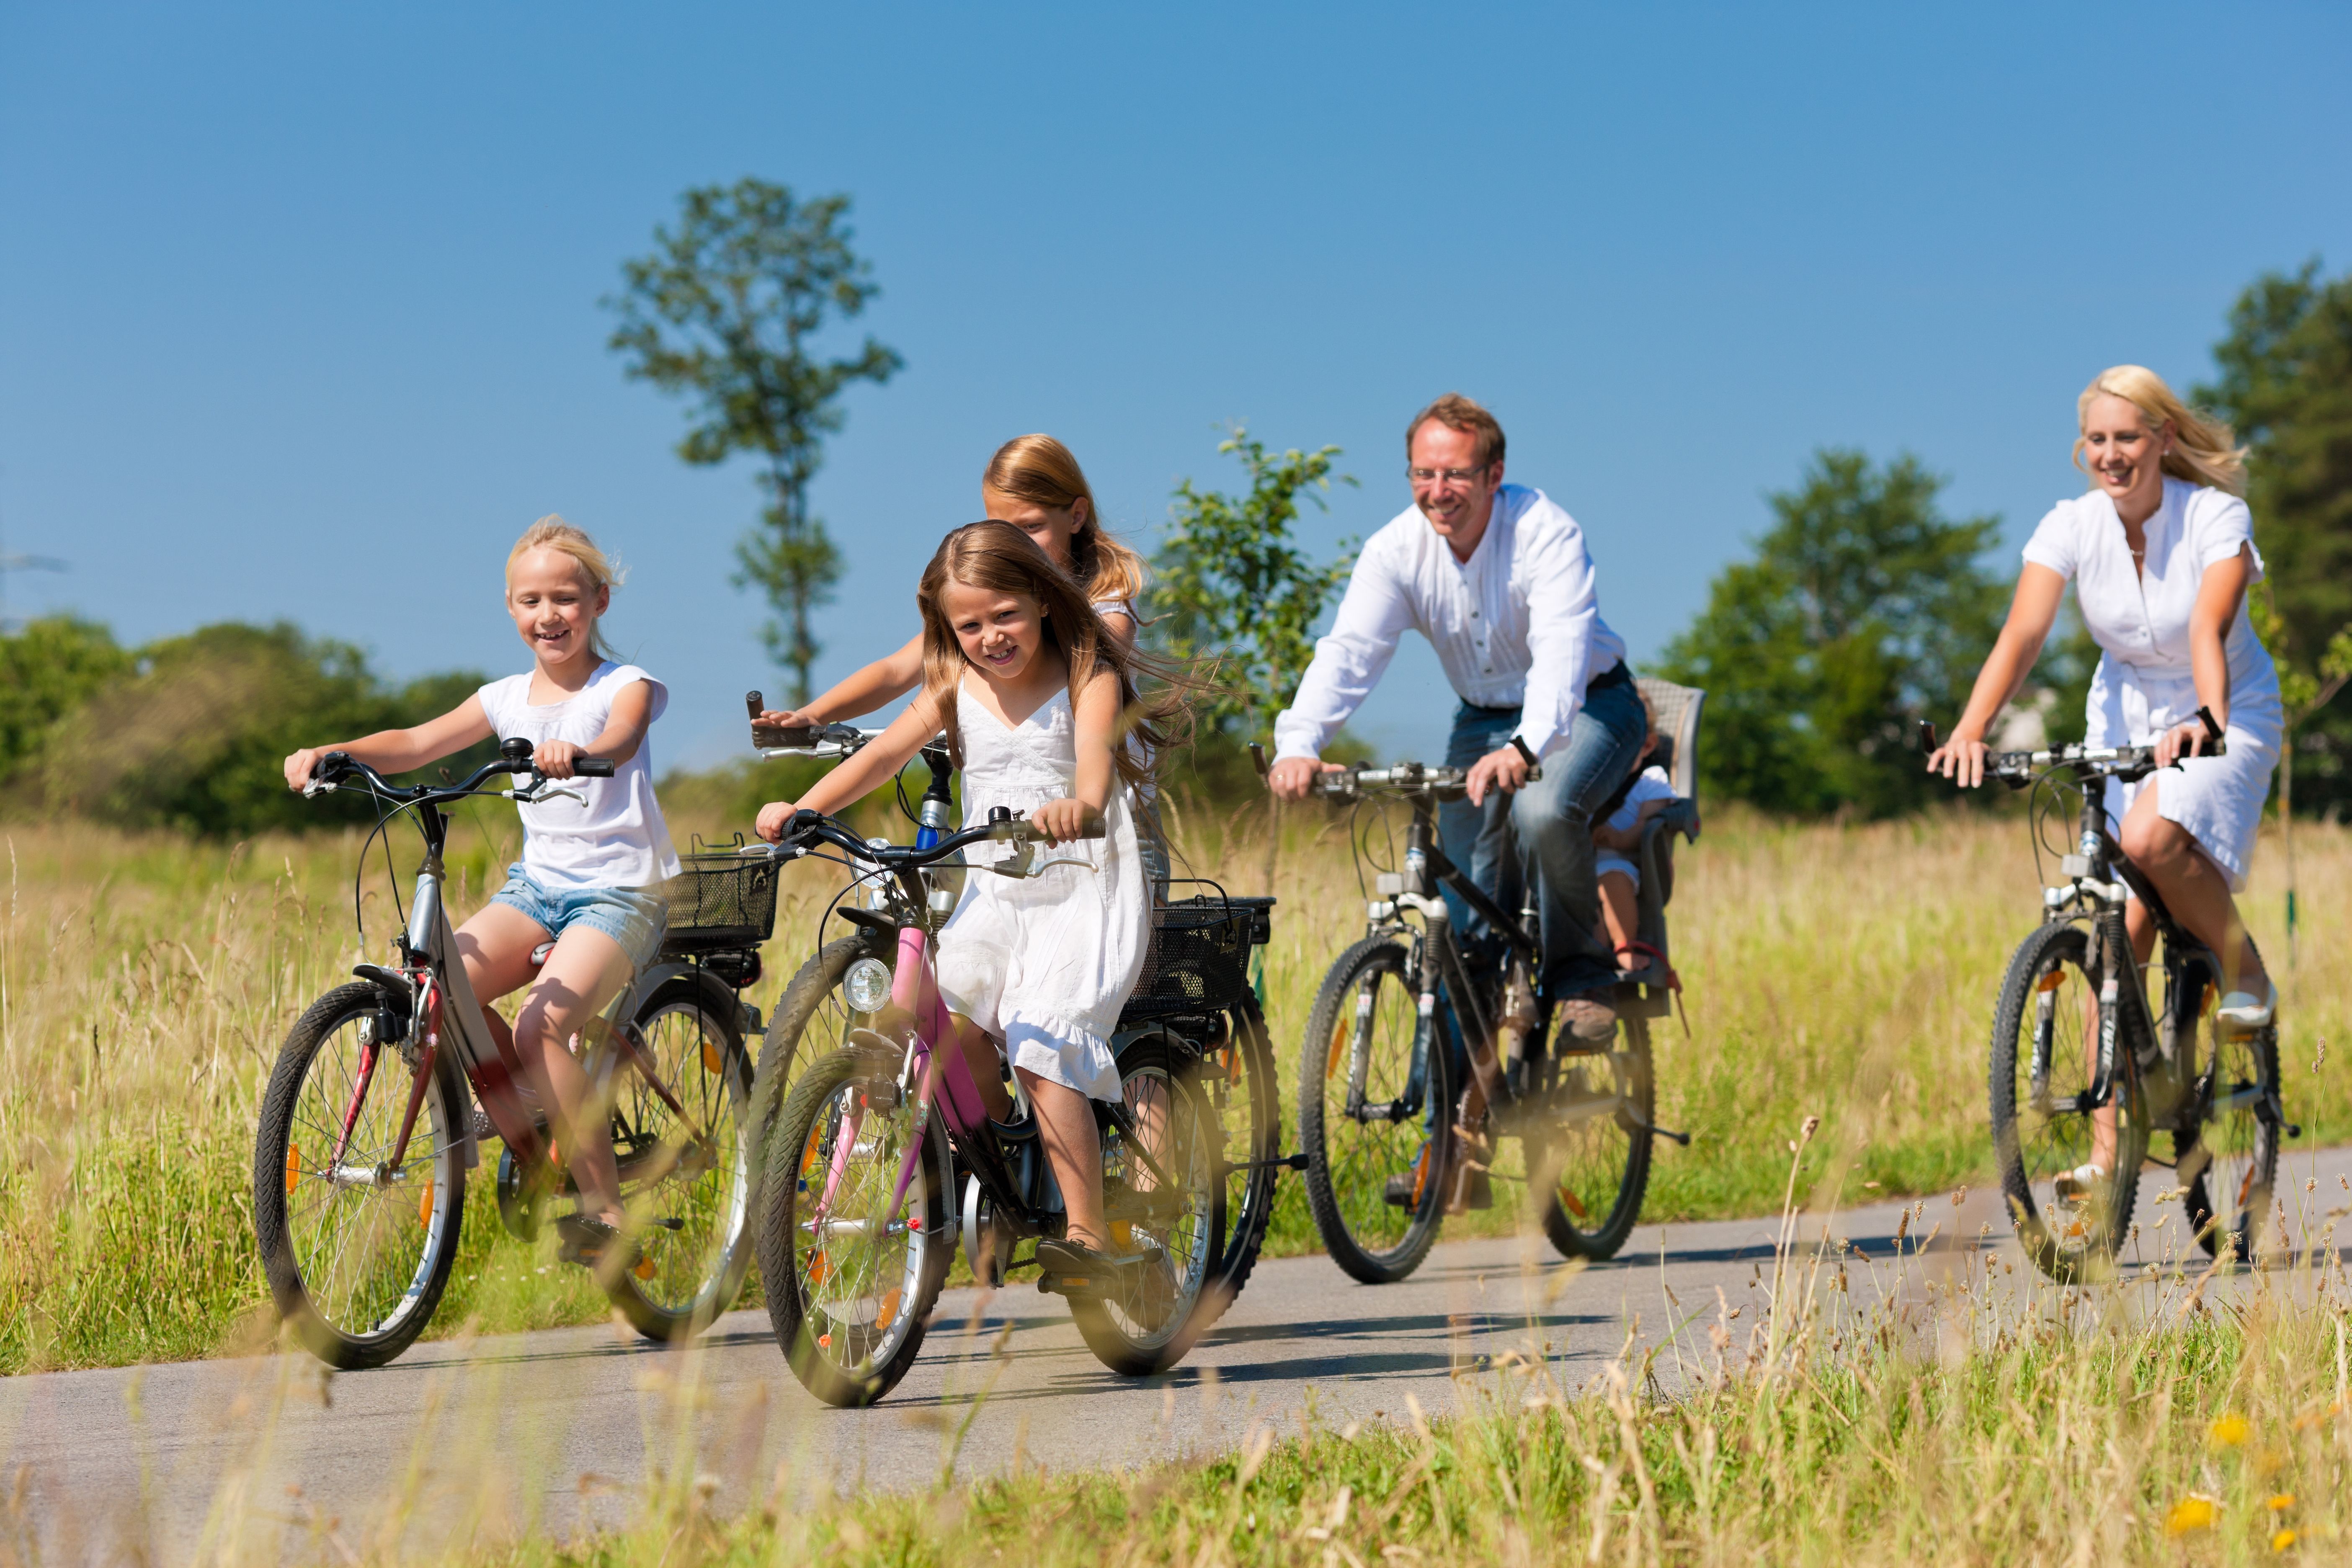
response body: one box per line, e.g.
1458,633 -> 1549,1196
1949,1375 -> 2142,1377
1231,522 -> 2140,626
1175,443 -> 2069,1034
2022,478 -> 2283,891
931,681 -> 1151,1103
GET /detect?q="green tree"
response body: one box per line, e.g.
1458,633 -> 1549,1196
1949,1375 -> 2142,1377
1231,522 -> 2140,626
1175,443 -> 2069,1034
1150,427 -> 1357,750
39,622 -> 490,837
2197,259 -> 2352,820
1656,449 -> 2008,817
0,616 -> 131,782
606,179 -> 901,703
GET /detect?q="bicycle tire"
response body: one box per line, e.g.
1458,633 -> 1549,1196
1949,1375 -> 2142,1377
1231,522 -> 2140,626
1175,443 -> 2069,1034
2183,1023 -> 2281,1263
600,974 -> 757,1341
745,930 -> 897,1166
1200,992 -> 1278,1325
1989,921 -> 2148,1282
253,981 -> 468,1370
1298,937 -> 1453,1285
754,1046 -> 952,1408
1069,1035 -> 1227,1376
1527,1010 -> 1655,1260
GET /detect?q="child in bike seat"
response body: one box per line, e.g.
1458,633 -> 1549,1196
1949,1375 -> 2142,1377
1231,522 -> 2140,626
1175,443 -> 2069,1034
754,520 -> 1186,1290
282,516 -> 679,1271
1591,690 -> 1676,977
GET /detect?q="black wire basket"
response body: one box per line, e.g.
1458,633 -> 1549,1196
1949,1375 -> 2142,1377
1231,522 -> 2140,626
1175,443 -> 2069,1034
657,849 -> 781,956
1121,886 -> 1275,1022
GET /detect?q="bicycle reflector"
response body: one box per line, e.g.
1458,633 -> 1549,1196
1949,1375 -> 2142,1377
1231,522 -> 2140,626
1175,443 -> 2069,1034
843,957 -> 893,1014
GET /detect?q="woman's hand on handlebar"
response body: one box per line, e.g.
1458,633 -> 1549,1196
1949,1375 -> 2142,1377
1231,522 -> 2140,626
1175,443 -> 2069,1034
2153,714 -> 2223,769
534,739 -> 591,779
1925,730 -> 1991,789
1029,797 -> 1101,846
755,799 -> 799,845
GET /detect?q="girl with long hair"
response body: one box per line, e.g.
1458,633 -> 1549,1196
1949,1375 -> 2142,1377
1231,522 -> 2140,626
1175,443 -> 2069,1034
754,521 -> 1183,1288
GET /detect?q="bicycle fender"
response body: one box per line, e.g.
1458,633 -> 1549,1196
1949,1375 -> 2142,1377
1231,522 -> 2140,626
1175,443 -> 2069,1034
636,961 -> 751,1041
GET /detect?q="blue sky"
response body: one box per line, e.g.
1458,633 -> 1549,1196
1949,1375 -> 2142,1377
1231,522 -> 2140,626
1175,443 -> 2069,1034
3,4 -> 2348,769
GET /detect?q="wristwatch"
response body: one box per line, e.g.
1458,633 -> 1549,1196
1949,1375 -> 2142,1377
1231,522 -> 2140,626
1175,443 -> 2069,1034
1508,735 -> 1539,769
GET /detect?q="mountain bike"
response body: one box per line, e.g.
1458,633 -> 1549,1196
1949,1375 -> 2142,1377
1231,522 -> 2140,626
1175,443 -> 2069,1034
1294,757 -> 1696,1282
745,709 -> 1286,1329
748,803 -> 1234,1406
1928,714 -> 2298,1279
253,740 -> 758,1369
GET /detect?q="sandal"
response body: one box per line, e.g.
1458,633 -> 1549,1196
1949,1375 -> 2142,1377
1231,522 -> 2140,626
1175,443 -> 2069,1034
1034,1237 -> 1148,1300
555,1213 -> 639,1275
2052,1164 -> 2109,1202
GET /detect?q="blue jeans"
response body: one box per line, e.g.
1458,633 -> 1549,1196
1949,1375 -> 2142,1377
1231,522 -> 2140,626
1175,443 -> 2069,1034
1436,663 -> 1648,1001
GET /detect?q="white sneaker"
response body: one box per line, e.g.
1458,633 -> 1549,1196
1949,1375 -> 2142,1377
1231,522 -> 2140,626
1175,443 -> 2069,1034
2215,983 -> 2276,1036
2053,1163 -> 2108,1202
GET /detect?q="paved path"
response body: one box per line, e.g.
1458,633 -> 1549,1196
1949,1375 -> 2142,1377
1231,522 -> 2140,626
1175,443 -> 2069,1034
8,1142 -> 2349,1563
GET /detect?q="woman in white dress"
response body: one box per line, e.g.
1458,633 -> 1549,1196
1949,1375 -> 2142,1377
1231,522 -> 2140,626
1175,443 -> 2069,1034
1930,366 -> 2282,1185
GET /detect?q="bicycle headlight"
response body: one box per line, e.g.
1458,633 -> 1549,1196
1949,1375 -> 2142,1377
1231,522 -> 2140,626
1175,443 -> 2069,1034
843,957 -> 893,1014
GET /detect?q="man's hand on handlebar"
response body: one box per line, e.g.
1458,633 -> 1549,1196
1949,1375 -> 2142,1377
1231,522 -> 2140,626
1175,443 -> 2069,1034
284,747 -> 333,793
1266,755 -> 1346,802
1463,744 -> 1530,807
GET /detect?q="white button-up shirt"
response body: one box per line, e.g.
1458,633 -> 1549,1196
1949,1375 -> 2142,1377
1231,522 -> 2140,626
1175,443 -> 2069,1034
1273,484 -> 1625,763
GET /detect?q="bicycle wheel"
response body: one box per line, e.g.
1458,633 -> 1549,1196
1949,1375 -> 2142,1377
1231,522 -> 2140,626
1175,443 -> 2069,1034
1070,1035 -> 1227,1376
755,1045 -> 952,1408
1193,993 -> 1278,1323
1989,921 -> 2148,1282
745,930 -> 897,1167
601,975 -> 756,1341
1298,937 -> 1454,1284
253,982 -> 467,1369
1526,1010 -> 1655,1260
2184,1021 -> 2281,1263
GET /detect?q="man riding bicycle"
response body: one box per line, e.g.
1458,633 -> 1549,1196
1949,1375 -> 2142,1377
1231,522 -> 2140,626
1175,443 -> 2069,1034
1266,393 -> 1647,1044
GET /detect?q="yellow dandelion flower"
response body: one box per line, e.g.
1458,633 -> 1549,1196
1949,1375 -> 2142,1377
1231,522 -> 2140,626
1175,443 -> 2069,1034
2272,1527 -> 2297,1551
2209,1413 -> 2253,1449
2269,1494 -> 2296,1513
2166,1494 -> 2219,1537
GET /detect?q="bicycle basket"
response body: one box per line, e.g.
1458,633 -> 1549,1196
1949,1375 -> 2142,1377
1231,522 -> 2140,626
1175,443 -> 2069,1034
1120,892 -> 1275,1023
657,851 -> 781,956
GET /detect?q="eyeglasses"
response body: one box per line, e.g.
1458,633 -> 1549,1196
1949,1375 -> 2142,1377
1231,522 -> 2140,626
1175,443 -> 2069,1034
1407,464 -> 1490,485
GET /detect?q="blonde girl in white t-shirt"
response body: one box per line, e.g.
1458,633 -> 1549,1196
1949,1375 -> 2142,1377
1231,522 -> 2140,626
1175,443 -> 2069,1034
1929,367 -> 2282,1190
284,516 -> 681,1270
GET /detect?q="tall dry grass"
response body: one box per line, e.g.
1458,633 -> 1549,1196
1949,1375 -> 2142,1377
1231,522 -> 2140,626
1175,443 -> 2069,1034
2,799 -> 2346,1374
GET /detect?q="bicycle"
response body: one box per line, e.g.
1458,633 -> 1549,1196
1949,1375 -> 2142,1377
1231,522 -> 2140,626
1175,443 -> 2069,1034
744,707 -> 1288,1329
1292,731 -> 1699,1283
747,802 -> 1237,1406
1926,712 -> 2299,1279
252,739 -> 759,1369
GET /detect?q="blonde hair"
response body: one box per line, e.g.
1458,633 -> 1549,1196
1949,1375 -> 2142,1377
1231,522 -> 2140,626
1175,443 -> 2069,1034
982,435 -> 1148,607
916,521 -> 1190,791
2073,365 -> 2246,497
505,514 -> 624,660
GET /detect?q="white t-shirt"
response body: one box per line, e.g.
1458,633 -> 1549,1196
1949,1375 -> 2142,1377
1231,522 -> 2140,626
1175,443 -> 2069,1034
475,661 -> 682,891
1604,765 -> 1676,834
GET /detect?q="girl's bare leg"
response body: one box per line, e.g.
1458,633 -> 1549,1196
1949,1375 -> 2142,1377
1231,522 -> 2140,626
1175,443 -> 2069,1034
1597,871 -> 1639,969
453,902 -> 553,1095
1018,1068 -> 1108,1251
949,1014 -> 1017,1122
514,926 -> 638,1227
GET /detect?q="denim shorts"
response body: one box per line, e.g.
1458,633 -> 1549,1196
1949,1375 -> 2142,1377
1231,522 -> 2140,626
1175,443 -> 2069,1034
490,864 -> 668,975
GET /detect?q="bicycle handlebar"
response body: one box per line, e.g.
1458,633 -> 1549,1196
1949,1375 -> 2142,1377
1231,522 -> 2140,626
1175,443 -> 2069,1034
303,747 -> 609,807
1308,757 -> 1542,800
770,805 -> 1104,871
1919,710 -> 2227,785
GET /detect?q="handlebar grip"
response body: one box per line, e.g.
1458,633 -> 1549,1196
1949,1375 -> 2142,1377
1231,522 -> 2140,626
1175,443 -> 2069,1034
575,758 -> 615,778
1919,720 -> 1939,756
753,722 -> 817,750
746,691 -> 764,720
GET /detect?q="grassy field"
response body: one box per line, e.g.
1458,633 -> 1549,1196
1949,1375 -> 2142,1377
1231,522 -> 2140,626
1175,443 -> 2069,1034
2,796 -> 2347,1375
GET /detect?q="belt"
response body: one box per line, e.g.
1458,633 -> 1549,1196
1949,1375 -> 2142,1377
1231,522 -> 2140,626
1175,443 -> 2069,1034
1457,660 -> 1630,715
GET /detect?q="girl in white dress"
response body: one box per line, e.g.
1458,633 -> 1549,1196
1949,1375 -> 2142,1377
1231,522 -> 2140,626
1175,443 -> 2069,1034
755,520 -> 1182,1283
1930,366 -> 2281,1188
752,435 -> 1171,893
